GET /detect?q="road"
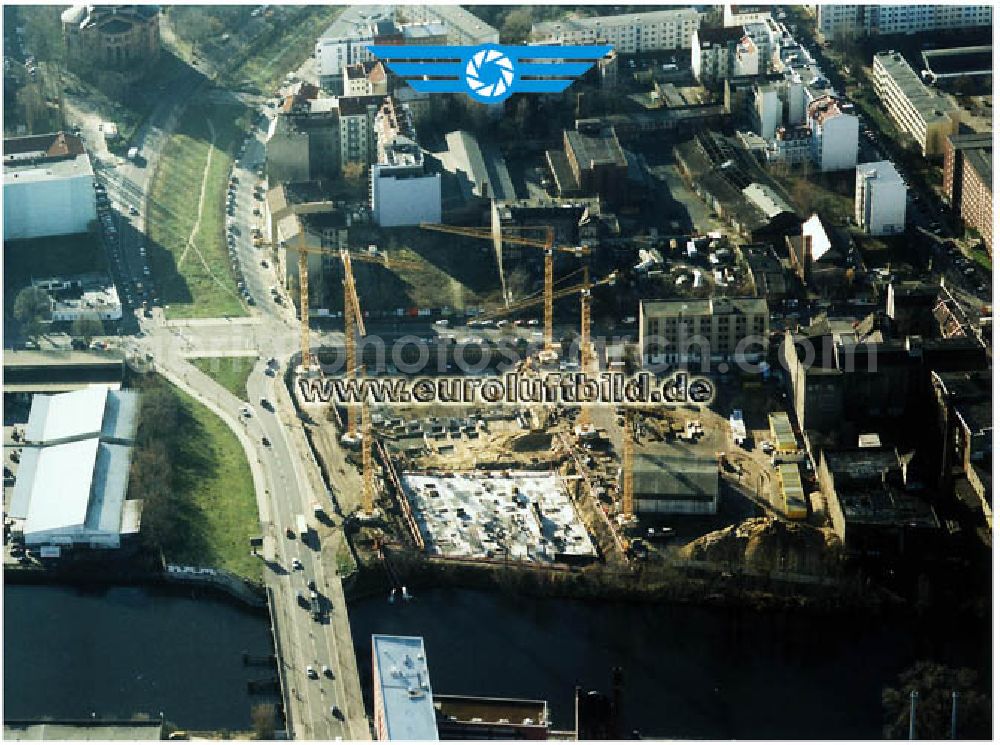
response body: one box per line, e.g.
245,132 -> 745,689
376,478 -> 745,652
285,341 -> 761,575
65,17 -> 370,739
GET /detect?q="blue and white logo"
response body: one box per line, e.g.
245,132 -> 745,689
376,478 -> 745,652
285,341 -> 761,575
368,44 -> 613,104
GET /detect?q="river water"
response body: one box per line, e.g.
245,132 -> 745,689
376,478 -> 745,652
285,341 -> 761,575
5,583 -> 986,737
348,587 -> 988,739
3,584 -> 278,731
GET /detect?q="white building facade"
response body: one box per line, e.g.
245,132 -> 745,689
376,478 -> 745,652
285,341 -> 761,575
4,134 -> 97,241
808,96 -> 859,172
855,161 -> 907,236
817,4 -> 992,39
534,8 -> 701,53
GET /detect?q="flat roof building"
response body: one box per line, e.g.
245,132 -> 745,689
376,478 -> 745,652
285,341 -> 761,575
3,132 -> 97,240
855,160 -> 906,237
818,447 -> 940,558
10,387 -> 141,553
403,6 -> 499,46
434,695 -> 550,740
639,296 -> 769,366
872,51 -> 961,156
817,5 -> 992,41
943,132 -> 993,253
533,8 -> 701,53
372,635 -> 439,741
632,454 -> 720,515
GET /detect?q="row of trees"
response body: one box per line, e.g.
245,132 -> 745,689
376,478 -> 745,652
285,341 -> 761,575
13,285 -> 105,343
129,379 -> 181,556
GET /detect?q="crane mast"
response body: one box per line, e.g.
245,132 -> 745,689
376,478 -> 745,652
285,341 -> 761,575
622,409 -> 635,519
419,222 -> 587,351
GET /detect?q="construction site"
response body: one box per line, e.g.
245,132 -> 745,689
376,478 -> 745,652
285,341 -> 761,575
287,219 -> 841,592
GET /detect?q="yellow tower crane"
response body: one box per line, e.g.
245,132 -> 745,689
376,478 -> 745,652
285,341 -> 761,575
419,222 -> 590,351
290,233 -> 420,515
291,231 -> 420,372
621,408 -> 635,521
476,269 -> 616,431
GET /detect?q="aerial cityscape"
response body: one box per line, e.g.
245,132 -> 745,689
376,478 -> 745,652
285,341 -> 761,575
1,2 -> 993,741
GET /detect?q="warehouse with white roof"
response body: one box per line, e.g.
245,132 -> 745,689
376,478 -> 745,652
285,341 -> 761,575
10,387 -> 141,554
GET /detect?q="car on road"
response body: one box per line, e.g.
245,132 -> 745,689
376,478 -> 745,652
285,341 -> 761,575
330,706 -> 344,721
306,666 -> 318,679
291,557 -> 303,570
265,367 -> 275,376
260,398 -> 272,411
322,665 -> 332,678
261,260 -> 268,268
287,527 -> 296,539
129,206 -> 139,216
307,578 -> 316,591
262,436 -> 271,447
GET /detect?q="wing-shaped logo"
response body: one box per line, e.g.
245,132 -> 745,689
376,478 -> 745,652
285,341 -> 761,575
368,44 -> 614,104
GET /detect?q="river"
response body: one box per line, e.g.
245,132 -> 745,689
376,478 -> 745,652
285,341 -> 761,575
4,583 -> 987,737
3,584 -> 278,731
349,587 -> 988,739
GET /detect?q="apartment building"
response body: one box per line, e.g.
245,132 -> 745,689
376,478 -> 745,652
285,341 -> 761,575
533,8 -> 701,53
872,51 -> 961,156
691,25 -> 746,85
370,99 -> 441,227
639,297 -> 769,366
723,4 -> 774,27
343,61 -> 388,97
315,16 -> 448,92
816,4 -> 992,40
943,133 -> 993,252
402,5 -> 499,45
855,161 -> 906,236
808,95 -> 859,172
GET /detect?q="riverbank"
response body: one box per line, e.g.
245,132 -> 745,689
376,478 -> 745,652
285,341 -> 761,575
4,562 -> 266,612
345,547 -> 905,617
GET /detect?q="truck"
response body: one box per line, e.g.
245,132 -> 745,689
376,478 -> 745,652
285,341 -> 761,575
296,514 -> 309,541
309,590 -> 322,621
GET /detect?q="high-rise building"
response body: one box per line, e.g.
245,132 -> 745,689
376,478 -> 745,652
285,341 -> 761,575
855,161 -> 907,236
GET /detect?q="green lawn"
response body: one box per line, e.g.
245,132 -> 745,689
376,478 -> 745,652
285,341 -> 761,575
147,102 -> 249,319
146,378 -> 261,579
971,246 -> 992,272
191,355 -> 257,401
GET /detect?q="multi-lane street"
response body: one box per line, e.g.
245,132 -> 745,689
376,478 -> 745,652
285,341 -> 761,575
66,20 -> 370,739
